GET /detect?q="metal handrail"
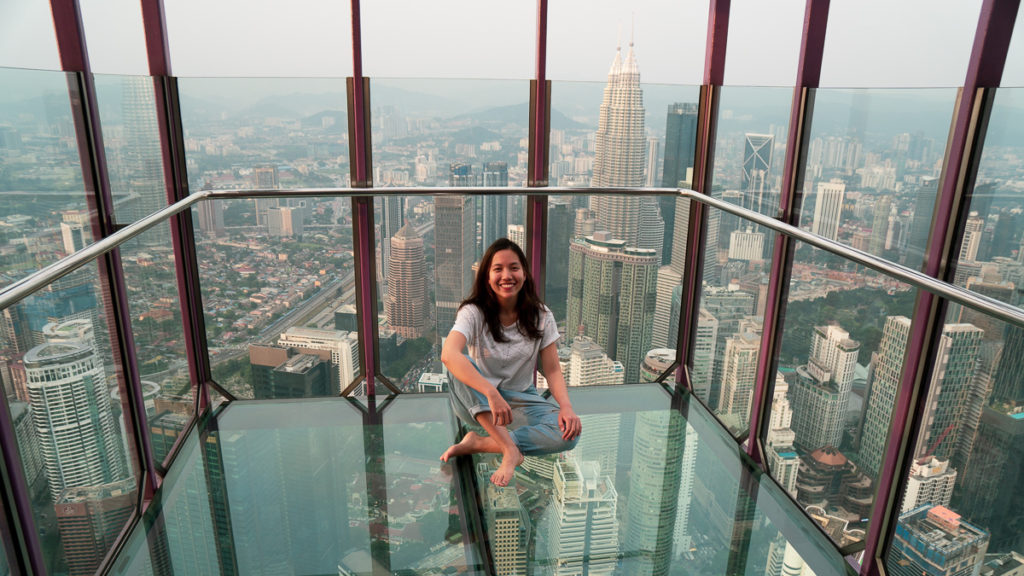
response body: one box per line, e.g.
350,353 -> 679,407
2,186 -> 1022,330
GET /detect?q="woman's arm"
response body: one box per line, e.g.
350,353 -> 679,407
539,342 -> 581,440
441,331 -> 513,426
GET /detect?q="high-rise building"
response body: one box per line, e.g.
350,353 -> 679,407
197,199 -> 225,238
690,309 -> 718,402
506,224 -> 525,248
10,401 -> 46,500
718,318 -> 762,432
546,197 -> 572,306
728,227 -> 766,261
900,456 -> 956,513
481,162 -> 509,258
56,478 -> 137,576
859,316 -> 912,475
591,42 -> 654,253
24,338 -> 128,502
267,206 -> 303,237
254,166 -> 280,227
120,77 -> 167,241
544,456 -> 619,575
660,102 -> 698,268
888,505 -> 988,576
276,327 -> 360,393
811,179 -> 846,242
790,324 -> 860,452
700,285 -> 756,409
959,213 -> 984,263
434,194 -> 475,336
766,374 -> 800,498
651,267 -> 682,349
60,220 -> 88,254
905,176 -> 938,269
645,137 -> 660,187
911,323 -> 982,472
989,323 -> 1024,406
386,224 -> 427,339
639,348 -> 675,384
251,353 -> 330,399
484,483 -> 528,576
623,408 -> 691,576
1,305 -> 33,356
742,134 -> 775,215
379,194 -> 404,302
566,233 -> 658,382
869,195 -> 892,256
958,405 -> 1024,553
567,336 -> 624,387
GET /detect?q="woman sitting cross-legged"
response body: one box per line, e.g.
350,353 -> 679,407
440,238 -> 581,487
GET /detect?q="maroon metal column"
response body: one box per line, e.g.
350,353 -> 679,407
140,0 -> 212,419
527,0 -> 550,294
349,0 -> 378,396
676,0 -> 729,386
51,0 -> 159,504
746,0 -> 830,462
860,1 -> 1018,574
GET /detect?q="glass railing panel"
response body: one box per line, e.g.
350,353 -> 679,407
723,0 -> 805,87
0,265 -> 139,575
0,2 -> 61,70
193,195 -> 359,399
79,0 -> 148,75
0,68 -> 90,293
885,306 -> 1024,574
94,74 -> 169,225
768,240 -> 916,558
118,226 -> 192,465
363,2 -> 533,80
713,87 -> 792,217
953,88 -> 1024,301
163,1 -> 352,77
799,88 -> 958,273
370,79 -> 529,392
820,0 -> 980,88
693,204 -> 779,436
178,77 -> 350,192
116,396 -> 487,574
472,384 -> 853,575
1004,4 -> 1024,88
383,397 -> 486,572
547,1 -> 707,84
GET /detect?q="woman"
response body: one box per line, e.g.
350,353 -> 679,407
440,238 -> 581,487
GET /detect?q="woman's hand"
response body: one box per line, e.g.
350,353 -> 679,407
559,405 -> 582,440
487,390 -> 513,427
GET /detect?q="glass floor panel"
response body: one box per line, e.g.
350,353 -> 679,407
108,386 -> 855,575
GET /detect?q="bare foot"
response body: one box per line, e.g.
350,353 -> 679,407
440,432 -> 486,462
490,449 -> 525,487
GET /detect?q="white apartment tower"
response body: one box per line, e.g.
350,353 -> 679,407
901,456 -> 957,514
718,318 -> 763,432
790,324 -> 860,452
811,179 -> 846,242
544,456 -> 619,576
766,373 -> 800,498
567,336 -> 625,388
278,327 -> 360,393
24,336 -> 128,502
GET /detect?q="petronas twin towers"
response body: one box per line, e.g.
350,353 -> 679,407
591,41 -> 664,258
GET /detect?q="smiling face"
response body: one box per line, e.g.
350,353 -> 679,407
488,248 -> 525,305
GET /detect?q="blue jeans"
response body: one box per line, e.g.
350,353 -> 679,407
449,357 -> 578,456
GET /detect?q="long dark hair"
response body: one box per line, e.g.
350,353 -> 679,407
460,238 -> 544,343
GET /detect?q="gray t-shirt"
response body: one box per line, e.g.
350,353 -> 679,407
451,304 -> 560,392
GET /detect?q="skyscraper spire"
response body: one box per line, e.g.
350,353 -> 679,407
591,36 -> 662,257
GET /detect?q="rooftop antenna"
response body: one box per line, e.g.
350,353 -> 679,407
617,25 -> 622,52
630,13 -> 635,47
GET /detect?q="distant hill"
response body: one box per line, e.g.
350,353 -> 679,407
452,102 -> 589,131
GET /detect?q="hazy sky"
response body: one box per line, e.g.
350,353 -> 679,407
1,0 -> 1023,87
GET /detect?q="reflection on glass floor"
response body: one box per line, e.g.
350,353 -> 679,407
106,385 -> 854,575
